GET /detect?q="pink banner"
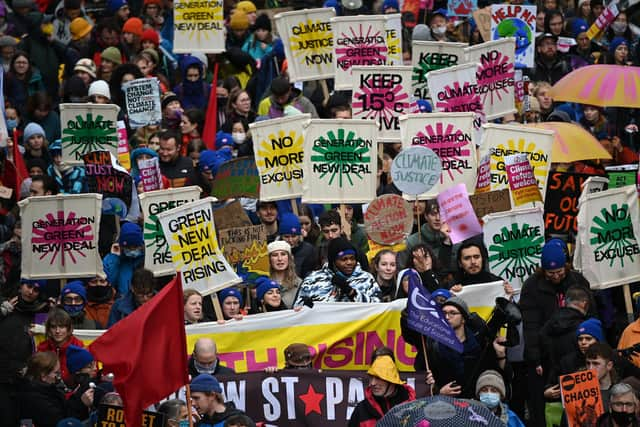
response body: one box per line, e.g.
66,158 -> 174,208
138,157 -> 163,192
437,183 -> 482,244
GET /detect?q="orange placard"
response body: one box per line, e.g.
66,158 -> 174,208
560,369 -> 604,427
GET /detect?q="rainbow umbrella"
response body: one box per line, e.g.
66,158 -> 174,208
550,65 -> 640,108
526,122 -> 612,163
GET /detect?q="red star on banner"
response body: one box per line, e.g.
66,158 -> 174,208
299,384 -> 324,415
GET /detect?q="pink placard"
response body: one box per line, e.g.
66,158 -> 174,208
437,183 -> 482,244
138,157 -> 163,192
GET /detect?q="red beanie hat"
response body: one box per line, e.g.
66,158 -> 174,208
141,28 -> 159,46
122,17 -> 143,37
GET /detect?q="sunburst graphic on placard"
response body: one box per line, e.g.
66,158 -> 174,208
168,222 -> 215,272
289,18 -> 333,60
590,204 -> 638,268
434,81 -> 483,115
416,123 -> 471,182
352,83 -> 410,123
31,211 -> 94,266
477,51 -> 515,106
310,128 -> 371,187
174,0 -> 223,44
491,138 -> 549,189
335,24 -> 388,71
385,27 -> 401,64
256,129 -> 304,187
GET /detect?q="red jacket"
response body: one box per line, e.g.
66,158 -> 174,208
348,383 -> 416,427
37,336 -> 85,384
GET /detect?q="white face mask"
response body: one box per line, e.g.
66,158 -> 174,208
232,132 -> 246,144
611,21 -> 627,34
432,25 -> 447,35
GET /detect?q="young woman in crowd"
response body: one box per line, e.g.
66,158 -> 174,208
36,308 -> 84,386
252,277 -> 287,313
371,250 -> 398,301
184,289 -> 203,324
268,241 -> 301,308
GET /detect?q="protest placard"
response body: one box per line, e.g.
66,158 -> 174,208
449,0 -> 477,16
123,78 -> 162,128
213,201 -> 253,230
302,119 -> 377,203
211,157 -> 260,199
83,150 -> 133,208
173,0 -> 225,53
139,186 -> 201,277
464,38 -> 516,120
138,157 -> 163,192
606,164 -> 637,189
411,41 -> 467,100
384,13 -> 403,65
560,370 -> 604,427
158,197 -> 240,294
574,186 -> 640,289
274,8 -> 335,82
544,172 -> 592,235
20,194 -> 103,279
250,115 -> 309,201
437,183 -> 482,244
483,206 -> 545,289
504,153 -> 542,206
218,225 -> 270,282
587,2 -> 618,40
400,112 -> 476,196
476,153 -> 491,193
96,404 -> 165,427
473,7 -> 493,44
363,194 -> 413,245
116,120 -> 130,171
351,66 -> 413,142
60,103 -> 119,165
391,145 -> 442,196
479,123 -> 554,206
490,4 -> 536,68
455,280 -> 507,319
469,188 -> 511,218
331,15 -> 389,90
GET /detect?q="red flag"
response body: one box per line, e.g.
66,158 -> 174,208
202,62 -> 219,150
89,275 -> 189,427
12,131 -> 28,197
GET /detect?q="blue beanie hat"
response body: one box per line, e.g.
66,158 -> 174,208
66,345 -> 94,374
23,122 -> 46,143
571,18 -> 588,38
610,37 -> 628,53
61,280 -> 87,302
21,278 -> 47,288
57,418 -> 85,427
107,0 -> 128,13
382,0 -> 399,12
191,373 -> 222,393
324,0 -> 341,14
119,222 -> 143,247
432,288 -> 452,300
255,276 -> 280,302
278,212 -> 301,236
216,131 -> 233,149
218,287 -> 243,306
576,318 -> 604,342
198,149 -> 218,173
541,238 -> 567,270
49,139 -> 62,155
417,99 -> 432,113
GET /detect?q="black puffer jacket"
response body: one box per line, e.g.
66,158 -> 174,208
17,379 -> 68,427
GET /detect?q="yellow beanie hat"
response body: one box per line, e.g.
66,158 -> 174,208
229,10 -> 249,31
367,355 -> 404,385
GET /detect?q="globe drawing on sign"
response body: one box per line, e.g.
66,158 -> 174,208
494,19 -> 531,61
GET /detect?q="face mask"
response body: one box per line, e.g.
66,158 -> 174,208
6,118 -> 17,130
87,286 -> 111,302
611,22 -> 628,34
123,248 -> 144,258
232,132 -> 246,144
63,303 -> 85,317
179,421 -> 190,427
611,410 -> 635,426
432,25 -> 447,35
479,392 -> 501,409
194,359 -> 217,374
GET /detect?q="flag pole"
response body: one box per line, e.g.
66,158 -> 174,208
420,335 -> 433,395
185,382 -> 194,427
623,284 -> 635,324
415,196 -> 422,243
211,294 -> 224,321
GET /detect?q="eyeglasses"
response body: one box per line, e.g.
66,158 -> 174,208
442,310 -> 461,317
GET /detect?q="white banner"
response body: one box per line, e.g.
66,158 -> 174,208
455,280 -> 506,319
331,15 -> 389,90
123,77 -> 162,128
490,4 -> 536,68
250,114 -> 310,201
139,186 -> 202,277
157,197 -> 240,294
274,8 -> 335,82
60,103 -> 119,165
384,13 -> 403,65
351,66 -> 414,142
411,41 -> 467,100
173,0 -> 225,53
20,194 -> 103,279
400,112 -> 477,197
302,119 -> 378,203
575,186 -> 640,289
464,38 -> 516,120
482,206 -> 545,289
478,123 -> 554,207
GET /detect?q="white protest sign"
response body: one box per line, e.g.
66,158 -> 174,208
60,103 -> 119,165
384,13 -> 403,65
411,41 -> 467,100
490,4 -> 536,68
173,0 -> 225,53
391,145 -> 442,196
123,78 -> 162,128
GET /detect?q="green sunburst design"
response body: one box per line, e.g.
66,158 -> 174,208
310,128 -> 371,188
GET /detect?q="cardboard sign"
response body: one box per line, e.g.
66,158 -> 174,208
60,103 -> 119,165
449,0 -> 477,17
482,206 -> 545,289
351,66 -> 414,142
411,41 -> 467,100
139,186 -> 201,277
211,157 -> 260,200
544,172 -> 592,235
123,78 -> 162,129
469,189 -> 511,218
437,183 -> 482,244
391,145 -> 442,196
560,370 -> 604,427
213,201 -> 253,230
464,38 -> 516,120
173,0 -> 224,53
218,225 -> 270,282
400,112 -> 477,196
490,4 -> 536,68
138,157 -> 163,192
250,115 -> 309,201
473,7 -> 493,45
363,194 -> 413,245
302,119 -> 377,203
504,153 -> 542,206
20,194 -> 103,279
331,16 -> 389,90
96,404 -> 165,427
574,186 -> 640,290
274,8 -> 336,82
83,151 -> 133,207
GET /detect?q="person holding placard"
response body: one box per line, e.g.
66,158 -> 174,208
217,288 -> 245,321
406,201 -> 453,273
